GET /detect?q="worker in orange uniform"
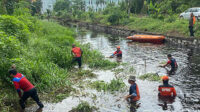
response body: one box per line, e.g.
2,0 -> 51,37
71,44 -> 83,68
110,46 -> 122,58
158,75 -> 176,97
125,76 -> 140,112
189,13 -> 196,37
9,69 -> 44,110
158,75 -> 176,110
160,54 -> 178,75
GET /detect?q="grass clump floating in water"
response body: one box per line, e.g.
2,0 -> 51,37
129,67 -> 136,73
76,70 -> 96,78
112,68 -> 124,74
139,73 -> 161,81
90,79 -> 125,92
69,101 -> 97,112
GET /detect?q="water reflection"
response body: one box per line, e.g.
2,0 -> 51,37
158,96 -> 175,111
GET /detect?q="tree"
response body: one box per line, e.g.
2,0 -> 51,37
129,0 -> 144,14
0,0 -> 7,14
4,0 -> 16,14
31,0 -> 42,15
54,0 -> 71,12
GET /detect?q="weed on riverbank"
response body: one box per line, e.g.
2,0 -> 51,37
90,79 -> 125,92
0,14 -> 118,111
139,73 -> 161,81
69,101 -> 98,112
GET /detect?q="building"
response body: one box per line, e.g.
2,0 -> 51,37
41,0 -> 121,13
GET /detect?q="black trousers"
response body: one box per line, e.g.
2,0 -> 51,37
189,26 -> 194,36
168,67 -> 177,75
72,57 -> 82,68
20,88 -> 43,109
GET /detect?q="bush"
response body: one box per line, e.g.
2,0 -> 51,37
0,32 -> 21,84
17,15 -> 38,32
0,14 -> 119,111
0,15 -> 30,43
165,15 -> 176,23
107,8 -> 128,25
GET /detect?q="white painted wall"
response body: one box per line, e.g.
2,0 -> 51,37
41,0 -> 121,13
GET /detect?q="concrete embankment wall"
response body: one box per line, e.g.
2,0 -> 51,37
74,21 -> 200,49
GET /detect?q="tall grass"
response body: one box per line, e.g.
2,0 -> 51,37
0,15 -> 118,111
127,16 -> 191,37
65,10 -> 200,37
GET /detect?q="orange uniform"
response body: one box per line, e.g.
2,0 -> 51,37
129,83 -> 140,101
193,16 -> 196,25
158,84 -> 176,97
72,47 -> 82,57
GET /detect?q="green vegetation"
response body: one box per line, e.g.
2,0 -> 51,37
71,70 -> 97,80
90,79 -> 125,92
0,0 -> 119,111
80,44 -> 119,69
70,101 -> 97,112
112,68 -> 124,74
129,67 -> 136,73
126,16 -> 192,37
0,0 -> 42,15
88,58 -> 119,69
139,73 -> 161,81
159,61 -> 167,65
53,0 -> 200,37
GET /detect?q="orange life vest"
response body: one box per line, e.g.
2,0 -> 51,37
72,47 -> 82,57
132,84 -> 140,101
193,16 -> 196,25
158,85 -> 176,97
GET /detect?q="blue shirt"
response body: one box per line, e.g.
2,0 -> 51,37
129,83 -> 137,97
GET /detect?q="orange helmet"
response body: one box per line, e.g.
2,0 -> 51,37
117,46 -> 120,49
161,75 -> 169,80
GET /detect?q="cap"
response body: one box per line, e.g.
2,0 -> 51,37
129,76 -> 136,81
162,75 -> 169,80
167,54 -> 172,58
8,69 -> 17,75
117,46 -> 120,49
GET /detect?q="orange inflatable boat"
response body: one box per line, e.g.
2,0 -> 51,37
127,35 -> 165,44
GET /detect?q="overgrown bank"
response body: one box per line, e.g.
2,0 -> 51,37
0,12 -> 118,112
52,1 -> 200,38
59,14 -> 200,38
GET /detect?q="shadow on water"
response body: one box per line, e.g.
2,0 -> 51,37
27,27 -> 200,112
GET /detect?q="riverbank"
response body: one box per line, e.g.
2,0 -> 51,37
29,27 -> 200,111
0,15 -> 118,111
57,19 -> 200,49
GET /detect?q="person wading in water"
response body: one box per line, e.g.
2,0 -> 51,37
160,54 -> 178,75
158,75 -> 176,110
110,46 -> 122,58
125,76 -> 140,112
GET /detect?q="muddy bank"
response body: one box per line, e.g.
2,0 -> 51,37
63,20 -> 200,49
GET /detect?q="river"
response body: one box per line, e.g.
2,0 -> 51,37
27,26 -> 200,112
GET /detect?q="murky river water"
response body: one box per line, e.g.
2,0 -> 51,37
27,27 -> 200,112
